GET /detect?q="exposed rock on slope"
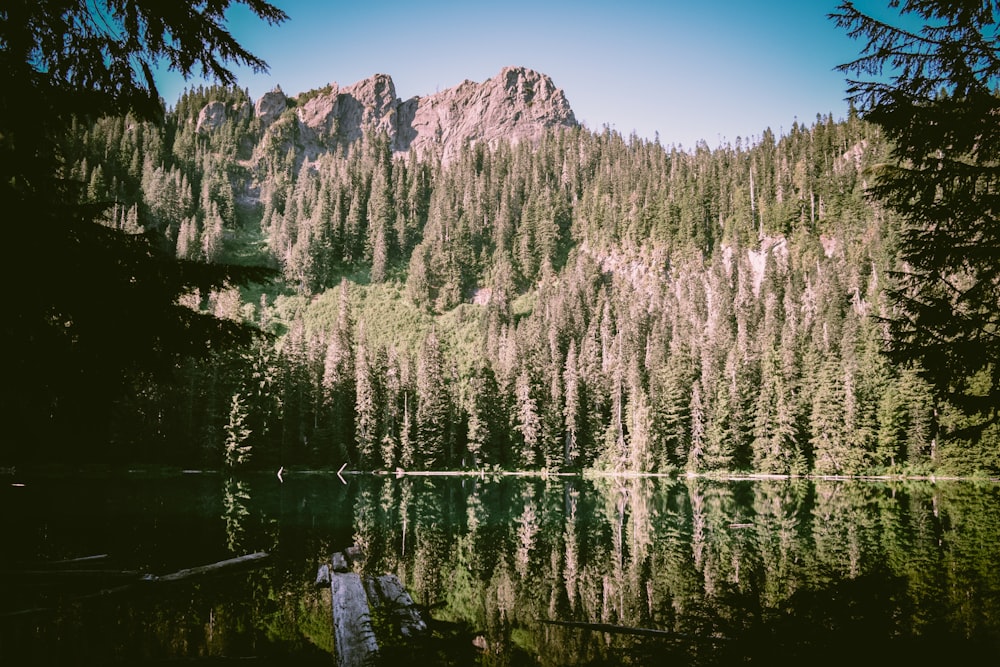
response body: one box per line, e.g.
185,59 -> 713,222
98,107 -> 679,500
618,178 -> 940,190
254,87 -> 288,127
395,66 -> 578,162
197,101 -> 227,133
248,66 -> 577,164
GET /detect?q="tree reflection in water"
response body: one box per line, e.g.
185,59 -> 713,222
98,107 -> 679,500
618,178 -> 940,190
1,474 -> 998,665
358,475 -> 1000,665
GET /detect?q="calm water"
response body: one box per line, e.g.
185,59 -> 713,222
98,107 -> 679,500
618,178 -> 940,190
1,471 -> 999,665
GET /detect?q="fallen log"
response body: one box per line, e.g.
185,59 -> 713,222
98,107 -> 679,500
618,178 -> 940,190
1,553 -> 270,618
152,552 -> 270,583
315,563 -> 331,587
539,619 -> 731,643
375,574 -> 427,637
2,569 -> 142,578
331,571 -> 379,667
48,554 -> 110,566
331,552 -> 349,573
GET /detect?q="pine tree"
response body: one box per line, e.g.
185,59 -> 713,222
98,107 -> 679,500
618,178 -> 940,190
322,280 -> 355,462
688,383 -> 706,471
810,357 -> 848,475
833,1 -> 1000,436
876,381 -> 907,470
752,348 -> 800,474
514,369 -> 541,469
562,340 -> 582,468
224,392 -> 252,468
416,331 -> 448,469
354,333 -> 378,468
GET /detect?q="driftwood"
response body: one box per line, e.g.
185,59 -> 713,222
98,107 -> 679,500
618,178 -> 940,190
331,552 -> 349,573
153,552 -> 270,583
315,563 -> 331,587
331,571 -> 379,667
375,574 -> 427,637
539,619 -> 731,643
48,554 -> 110,566
4,569 -> 142,578
5,553 -> 268,585
318,547 -> 427,663
2,553 -> 270,618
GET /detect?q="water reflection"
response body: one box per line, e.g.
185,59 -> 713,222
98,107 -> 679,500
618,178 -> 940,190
1,474 -> 999,664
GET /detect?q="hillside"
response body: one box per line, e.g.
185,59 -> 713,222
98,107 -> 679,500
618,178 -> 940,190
38,67 -> 999,475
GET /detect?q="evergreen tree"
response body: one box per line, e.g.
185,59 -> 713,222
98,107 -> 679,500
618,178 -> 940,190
354,332 -> 378,468
810,357 -> 848,474
224,392 -> 252,468
416,331 -> 449,469
834,0 -> 1000,437
514,370 -> 542,469
0,0 -> 284,460
562,341 -> 582,468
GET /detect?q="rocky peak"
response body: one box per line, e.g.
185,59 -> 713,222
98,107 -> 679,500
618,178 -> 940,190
256,67 -> 577,164
297,73 -> 399,144
254,86 -> 288,127
399,66 -> 577,162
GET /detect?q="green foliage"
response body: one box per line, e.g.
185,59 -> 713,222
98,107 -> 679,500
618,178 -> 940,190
224,393 -> 253,467
0,1 -> 283,462
834,0 -> 1000,438
52,58 -> 999,475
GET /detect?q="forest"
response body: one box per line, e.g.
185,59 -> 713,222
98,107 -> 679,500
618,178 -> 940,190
41,82 -> 996,477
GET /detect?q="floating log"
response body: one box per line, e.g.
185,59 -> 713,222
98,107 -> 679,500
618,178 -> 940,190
2,553 -> 270,618
2,569 -> 142,579
315,563 -> 331,587
376,574 -> 427,637
331,552 -> 349,573
331,571 -> 379,667
48,554 -> 110,566
153,552 -> 269,583
539,619 -> 731,643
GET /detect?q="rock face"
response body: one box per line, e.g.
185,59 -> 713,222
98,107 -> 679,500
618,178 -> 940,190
396,66 -> 578,162
254,87 -> 288,128
196,101 -> 228,133
255,66 -> 577,164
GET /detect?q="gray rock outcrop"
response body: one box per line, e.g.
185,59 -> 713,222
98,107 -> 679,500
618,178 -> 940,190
398,66 -> 578,162
254,87 -> 288,128
259,66 -> 576,164
196,101 -> 227,133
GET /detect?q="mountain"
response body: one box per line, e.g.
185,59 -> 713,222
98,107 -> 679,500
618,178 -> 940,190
39,68 -> 998,477
247,66 -> 577,165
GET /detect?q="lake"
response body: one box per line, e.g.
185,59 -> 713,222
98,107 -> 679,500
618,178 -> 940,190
2,471 -> 999,665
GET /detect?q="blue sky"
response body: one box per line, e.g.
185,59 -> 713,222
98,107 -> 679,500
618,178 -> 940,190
157,0 -> 868,149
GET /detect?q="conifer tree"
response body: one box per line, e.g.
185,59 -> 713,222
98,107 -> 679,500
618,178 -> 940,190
810,357 -> 848,474
354,332 -> 378,468
224,392 -> 252,468
0,0 -> 285,459
416,331 -> 448,469
834,0 -> 1000,437
514,369 -> 542,469
322,280 -> 355,459
562,341 -> 582,468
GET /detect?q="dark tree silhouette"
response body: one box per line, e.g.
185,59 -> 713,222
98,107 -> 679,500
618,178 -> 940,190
0,1 -> 286,461
833,1 -> 1000,435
